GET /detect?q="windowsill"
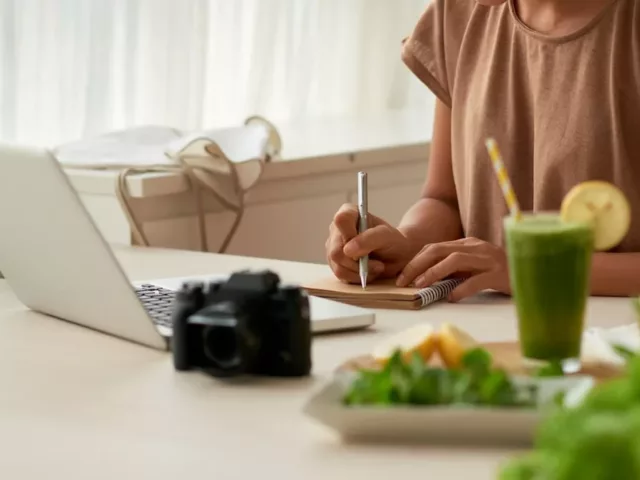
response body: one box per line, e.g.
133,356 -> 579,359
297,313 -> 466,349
65,108 -> 433,197
269,108 -> 433,161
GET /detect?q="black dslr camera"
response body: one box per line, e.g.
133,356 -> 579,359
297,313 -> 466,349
171,270 -> 312,378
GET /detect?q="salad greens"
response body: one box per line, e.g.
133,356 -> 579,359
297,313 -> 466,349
499,344 -> 640,480
343,347 -> 539,408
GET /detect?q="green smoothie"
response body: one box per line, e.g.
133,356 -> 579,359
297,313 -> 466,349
504,214 -> 593,366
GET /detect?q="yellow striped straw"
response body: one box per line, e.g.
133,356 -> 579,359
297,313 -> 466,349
485,138 -> 521,221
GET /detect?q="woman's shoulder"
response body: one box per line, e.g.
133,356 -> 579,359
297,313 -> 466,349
402,0 -> 494,106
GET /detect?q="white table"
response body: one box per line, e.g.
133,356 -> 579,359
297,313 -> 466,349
0,246 -> 635,479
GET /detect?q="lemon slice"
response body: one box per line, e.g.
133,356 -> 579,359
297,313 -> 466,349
560,181 -> 631,251
371,324 -> 438,365
437,323 -> 479,368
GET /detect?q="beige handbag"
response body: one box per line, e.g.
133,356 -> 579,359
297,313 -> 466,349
56,116 -> 282,253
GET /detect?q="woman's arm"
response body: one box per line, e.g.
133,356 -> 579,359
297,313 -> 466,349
591,253 -> 640,297
395,102 -> 640,300
397,99 -> 464,252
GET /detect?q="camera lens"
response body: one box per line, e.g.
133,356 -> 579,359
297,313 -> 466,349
202,325 -> 241,369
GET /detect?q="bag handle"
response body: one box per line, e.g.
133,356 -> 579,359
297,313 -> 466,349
115,141 -> 248,253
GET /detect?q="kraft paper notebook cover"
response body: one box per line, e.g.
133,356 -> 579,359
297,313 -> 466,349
303,277 -> 463,310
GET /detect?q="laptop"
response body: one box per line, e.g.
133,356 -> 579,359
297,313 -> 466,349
0,143 -> 375,350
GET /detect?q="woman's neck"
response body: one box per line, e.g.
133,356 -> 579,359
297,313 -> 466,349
514,0 -> 615,35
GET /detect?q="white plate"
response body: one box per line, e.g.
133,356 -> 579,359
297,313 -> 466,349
303,372 -> 594,446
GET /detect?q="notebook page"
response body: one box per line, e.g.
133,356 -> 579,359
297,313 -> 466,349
303,277 -> 464,306
303,277 -> 420,301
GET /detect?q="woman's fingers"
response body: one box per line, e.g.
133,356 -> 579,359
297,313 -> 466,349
448,273 -> 495,303
329,234 -> 387,272
397,241 -> 470,286
327,203 -> 397,284
332,204 -> 359,241
327,222 -> 357,264
330,259 -> 385,284
326,230 -> 359,282
343,225 -> 397,259
327,229 -> 386,283
366,258 -> 386,277
413,252 -> 493,288
330,262 -> 362,284
391,237 -> 507,298
332,248 -> 359,272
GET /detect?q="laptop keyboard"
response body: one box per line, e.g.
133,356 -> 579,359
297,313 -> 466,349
135,284 -> 176,329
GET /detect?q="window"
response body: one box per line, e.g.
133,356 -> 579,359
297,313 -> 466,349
0,0 -> 431,147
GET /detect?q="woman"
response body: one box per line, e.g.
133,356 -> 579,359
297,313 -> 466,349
325,0 -> 640,301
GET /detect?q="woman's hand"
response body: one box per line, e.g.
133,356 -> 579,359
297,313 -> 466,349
396,237 -> 510,302
326,204 -> 417,284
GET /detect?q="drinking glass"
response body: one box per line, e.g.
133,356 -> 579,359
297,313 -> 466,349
504,213 -> 593,373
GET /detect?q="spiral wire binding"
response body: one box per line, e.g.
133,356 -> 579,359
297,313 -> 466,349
416,278 -> 464,307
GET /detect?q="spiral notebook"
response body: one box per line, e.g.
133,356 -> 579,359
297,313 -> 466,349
303,277 -> 464,310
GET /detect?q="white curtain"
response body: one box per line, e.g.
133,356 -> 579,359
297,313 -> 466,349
0,0 -> 432,147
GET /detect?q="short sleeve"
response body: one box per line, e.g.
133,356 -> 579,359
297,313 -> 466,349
401,0 -> 472,108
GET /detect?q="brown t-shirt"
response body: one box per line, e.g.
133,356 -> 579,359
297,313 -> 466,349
402,0 -> 640,252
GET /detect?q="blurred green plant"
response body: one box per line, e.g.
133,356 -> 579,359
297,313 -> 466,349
499,341 -> 640,480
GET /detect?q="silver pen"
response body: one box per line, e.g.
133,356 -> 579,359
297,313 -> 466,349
357,171 -> 369,289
